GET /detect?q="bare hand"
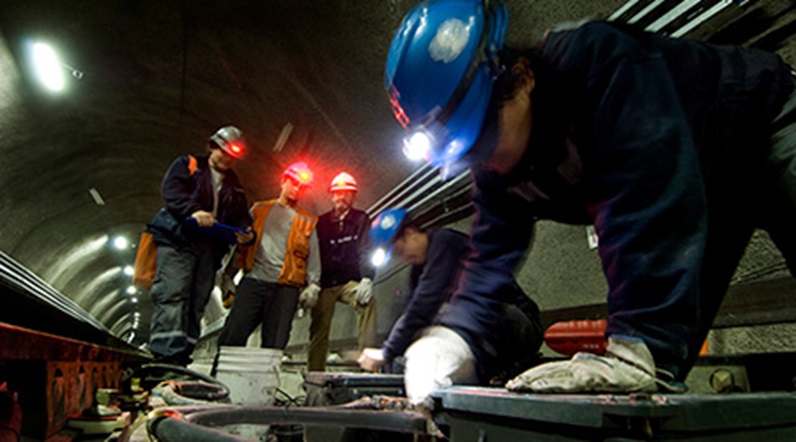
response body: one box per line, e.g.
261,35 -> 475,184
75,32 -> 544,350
191,210 -> 216,227
235,228 -> 255,245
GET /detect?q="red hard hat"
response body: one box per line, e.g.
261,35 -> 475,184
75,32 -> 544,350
329,172 -> 358,192
284,162 -> 313,186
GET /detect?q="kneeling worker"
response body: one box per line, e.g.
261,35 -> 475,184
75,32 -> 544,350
358,208 -> 544,383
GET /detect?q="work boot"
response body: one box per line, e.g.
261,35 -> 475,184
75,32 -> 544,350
506,335 -> 664,394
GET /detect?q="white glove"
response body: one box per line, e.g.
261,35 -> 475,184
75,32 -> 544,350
220,272 -> 237,308
353,278 -> 374,305
357,348 -> 386,372
299,283 -> 321,309
404,326 -> 477,409
505,335 -> 665,393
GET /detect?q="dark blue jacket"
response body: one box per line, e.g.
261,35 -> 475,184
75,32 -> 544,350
317,208 -> 376,288
383,228 -> 539,362
440,22 -> 794,368
147,154 -> 251,252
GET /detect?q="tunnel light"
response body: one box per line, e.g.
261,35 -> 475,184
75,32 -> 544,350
371,248 -> 387,267
123,265 -> 134,276
113,236 -> 128,250
403,131 -> 431,161
30,42 -> 65,92
126,286 -> 136,295
130,297 -> 138,304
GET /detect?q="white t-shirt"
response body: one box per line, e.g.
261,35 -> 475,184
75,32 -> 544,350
210,168 -> 224,217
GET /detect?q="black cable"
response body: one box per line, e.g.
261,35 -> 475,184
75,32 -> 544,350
135,363 -> 230,401
274,388 -> 305,408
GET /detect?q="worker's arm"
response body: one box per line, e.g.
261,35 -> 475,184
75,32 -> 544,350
357,211 -> 377,281
549,21 -> 705,354
382,229 -> 469,362
305,227 -> 321,287
437,175 -> 537,355
161,155 -> 203,221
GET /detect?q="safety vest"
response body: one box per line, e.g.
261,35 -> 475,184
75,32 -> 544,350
133,155 -> 198,290
239,199 -> 318,287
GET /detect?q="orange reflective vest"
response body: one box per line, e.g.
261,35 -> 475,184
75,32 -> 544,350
239,199 -> 317,287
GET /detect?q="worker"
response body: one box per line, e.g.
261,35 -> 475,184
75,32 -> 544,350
358,208 -> 544,383
146,125 -> 253,366
385,0 -> 796,405
307,172 -> 378,371
217,162 -> 321,350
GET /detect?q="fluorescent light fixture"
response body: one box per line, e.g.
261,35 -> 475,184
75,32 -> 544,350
89,188 -> 106,206
113,236 -> 128,250
273,122 -> 294,152
31,42 -> 65,92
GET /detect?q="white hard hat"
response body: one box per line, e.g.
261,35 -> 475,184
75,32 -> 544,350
329,172 -> 358,192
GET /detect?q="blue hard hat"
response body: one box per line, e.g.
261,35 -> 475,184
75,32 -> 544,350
369,208 -> 409,267
385,0 -> 508,172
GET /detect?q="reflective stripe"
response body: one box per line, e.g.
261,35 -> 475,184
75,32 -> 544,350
150,330 -> 188,340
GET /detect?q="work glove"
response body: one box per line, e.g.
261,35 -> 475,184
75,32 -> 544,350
357,348 -> 386,372
217,248 -> 239,309
220,273 -> 237,309
404,326 -> 477,409
299,283 -> 321,309
505,335 -> 675,393
353,278 -> 374,305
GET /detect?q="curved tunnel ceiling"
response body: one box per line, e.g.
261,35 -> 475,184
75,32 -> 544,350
1,0 -> 795,345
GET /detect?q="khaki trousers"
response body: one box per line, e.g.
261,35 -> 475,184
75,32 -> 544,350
308,281 -> 378,371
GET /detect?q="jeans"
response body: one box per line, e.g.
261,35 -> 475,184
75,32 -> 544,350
217,278 -> 300,349
148,242 -> 218,361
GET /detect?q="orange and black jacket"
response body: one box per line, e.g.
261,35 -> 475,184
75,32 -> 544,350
147,154 -> 251,250
238,200 -> 318,288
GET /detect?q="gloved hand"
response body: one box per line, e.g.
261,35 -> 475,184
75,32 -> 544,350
357,348 -> 386,372
404,326 -> 477,409
353,278 -> 374,305
299,283 -> 321,309
219,272 -> 237,309
505,335 -> 665,393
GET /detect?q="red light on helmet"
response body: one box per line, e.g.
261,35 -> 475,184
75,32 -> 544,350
230,144 -> 242,155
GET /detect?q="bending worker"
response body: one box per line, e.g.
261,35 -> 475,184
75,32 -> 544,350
385,0 -> 796,405
217,162 -> 321,350
145,125 -> 252,366
358,208 -> 543,383
308,172 -> 378,371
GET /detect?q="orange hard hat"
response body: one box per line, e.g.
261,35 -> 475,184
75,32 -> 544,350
329,172 -> 358,192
